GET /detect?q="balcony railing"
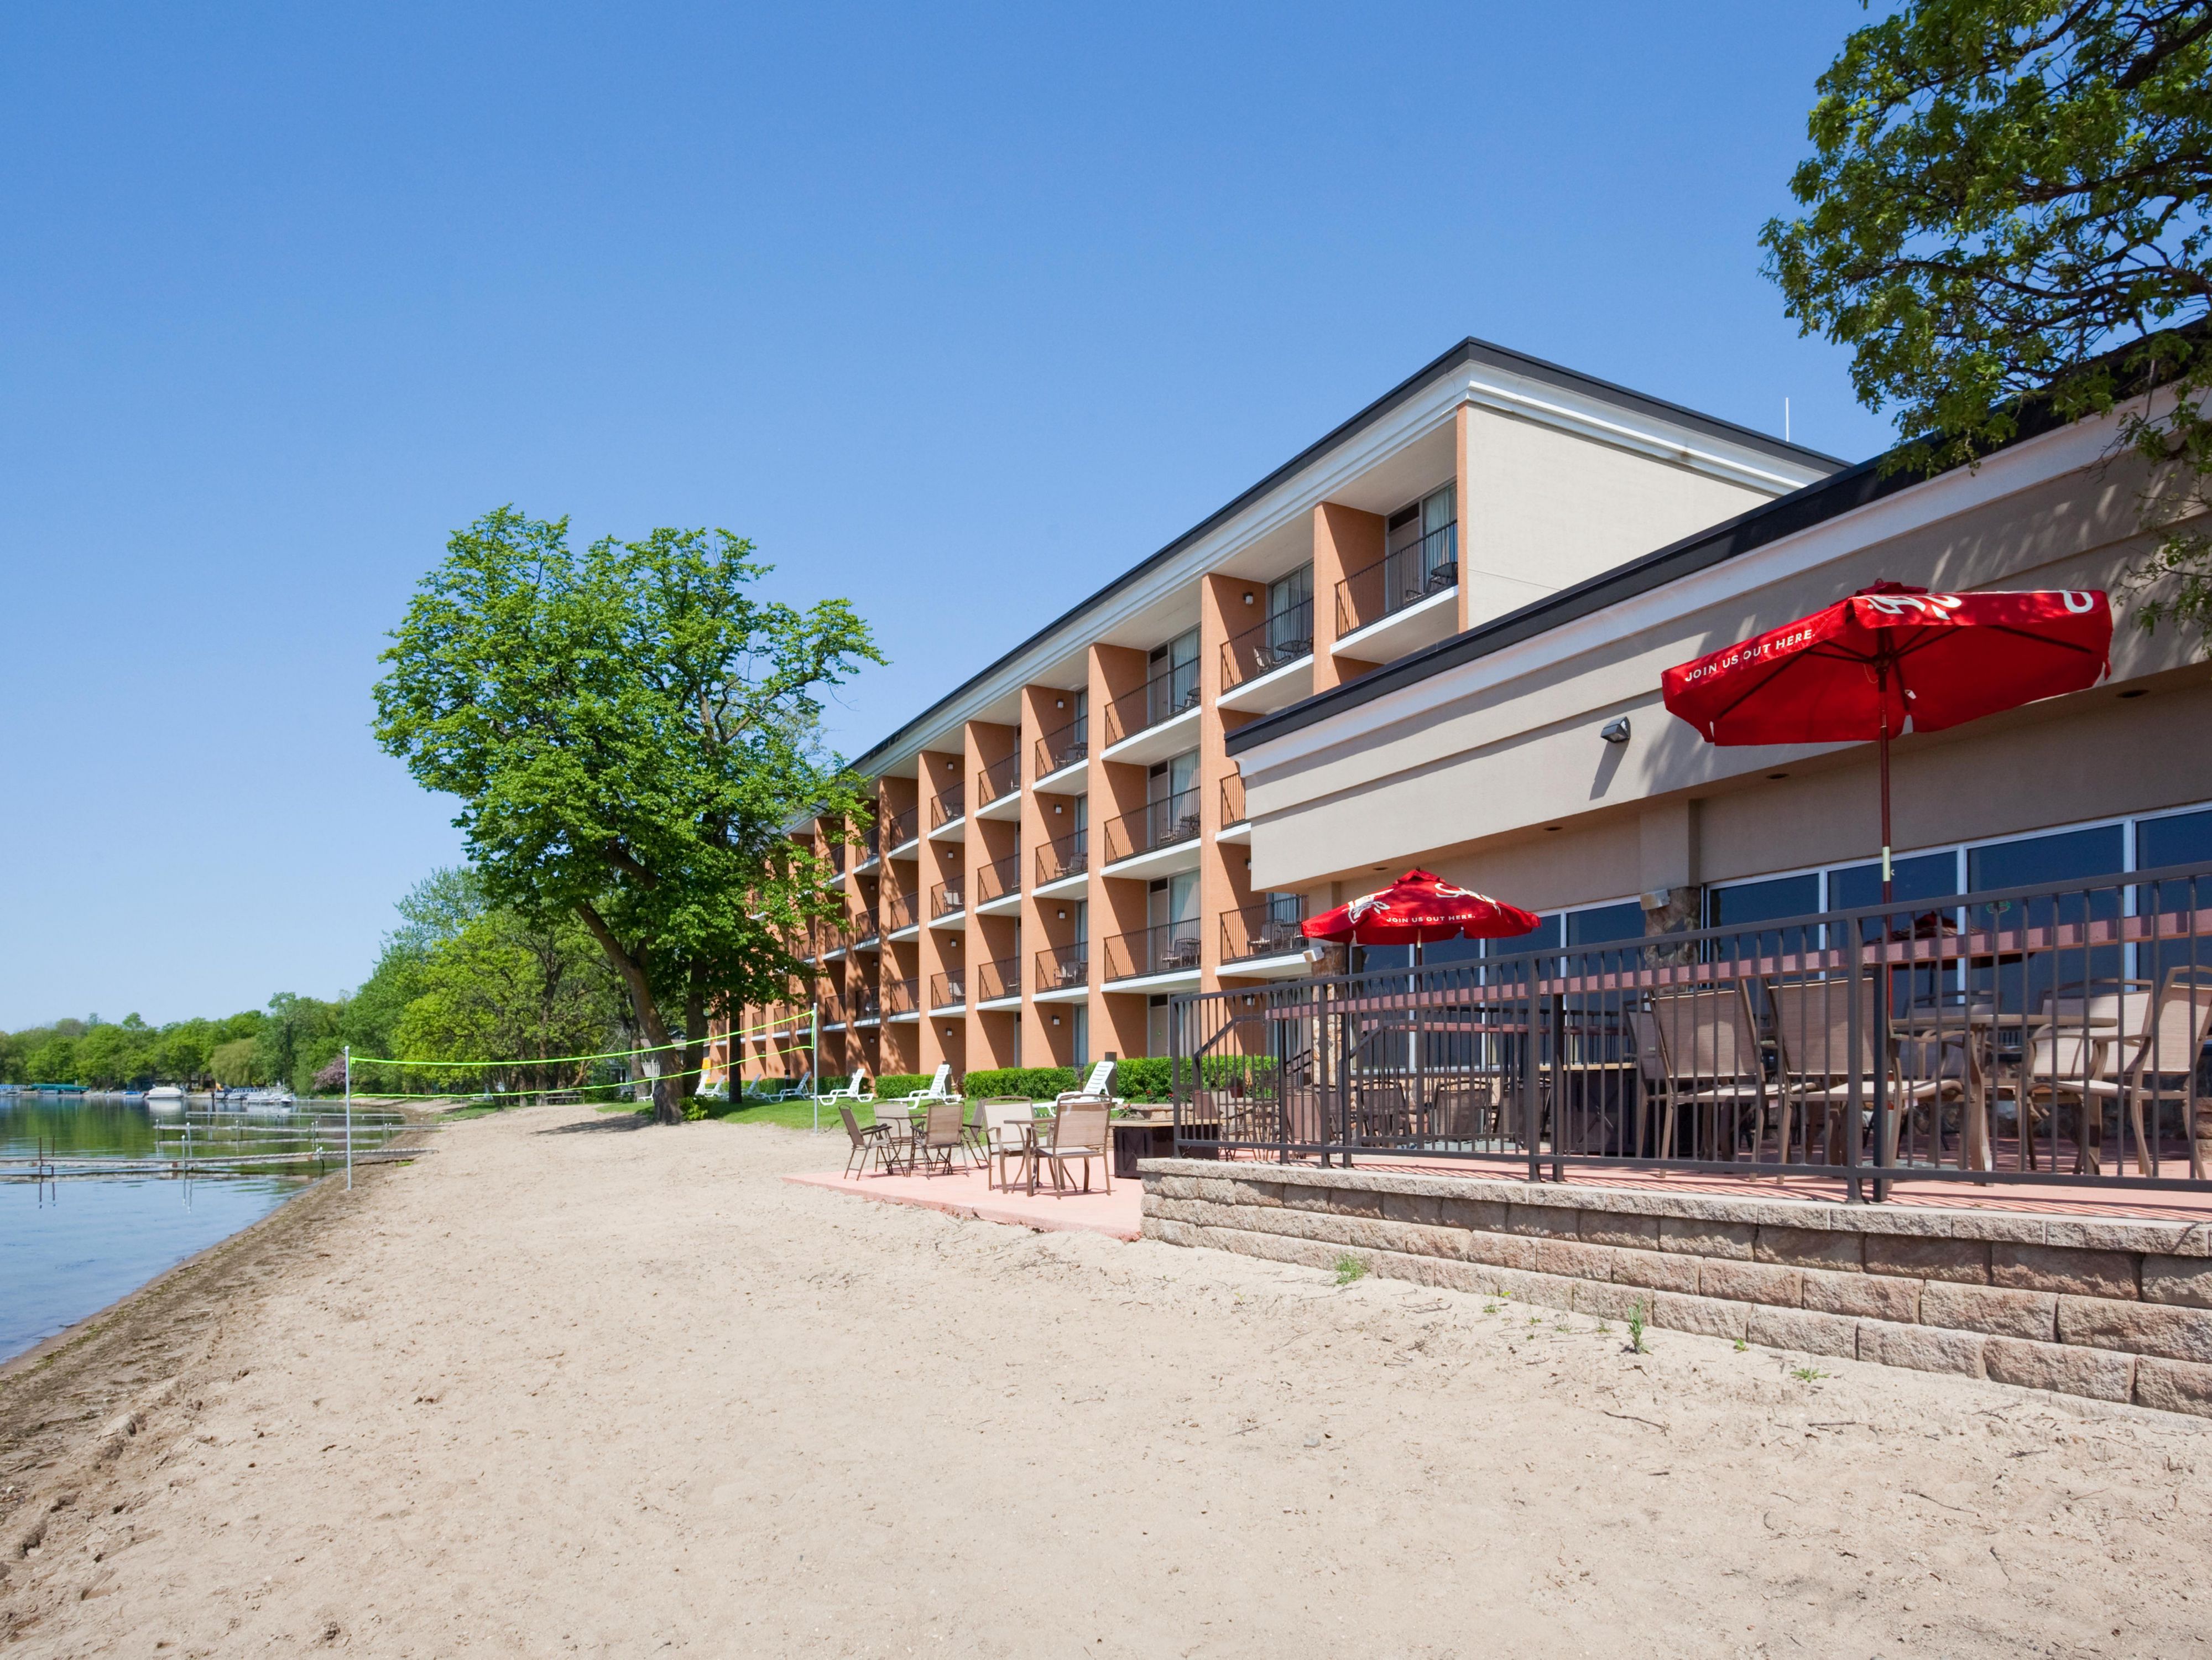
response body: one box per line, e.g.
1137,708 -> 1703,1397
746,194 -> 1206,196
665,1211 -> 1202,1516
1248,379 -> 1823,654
1219,598 -> 1314,694
818,995 -> 849,1027
1220,898 -> 1307,965
858,823 -> 880,863
1220,772 -> 1246,828
1104,918 -> 1203,981
928,971 -> 966,1009
884,976 -> 919,1017
930,880 -> 964,919
1102,660 -> 1201,747
931,787 -> 966,830
974,956 -> 1020,1003
883,891 -> 918,933
1035,716 -> 1088,778
1102,787 -> 1201,866
883,804 -> 919,849
978,751 -> 1020,805
1035,943 -> 1089,994
829,842 -> 847,876
1037,826 -> 1088,887
856,987 -> 881,1021
1335,521 -> 1458,639
850,904 -> 879,945
975,854 -> 1020,906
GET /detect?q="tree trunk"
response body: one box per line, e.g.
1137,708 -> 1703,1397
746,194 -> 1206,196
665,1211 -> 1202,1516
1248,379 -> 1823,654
575,902 -> 687,1125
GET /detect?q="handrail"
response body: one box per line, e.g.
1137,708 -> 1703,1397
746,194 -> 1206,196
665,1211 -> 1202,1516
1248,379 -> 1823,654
974,956 -> 1020,1003
1104,918 -> 1203,981
1220,599 -> 1314,693
1335,521 -> 1457,638
930,881 -> 964,919
882,891 -> 918,932
928,971 -> 966,1009
978,751 -> 1021,804
930,787 -> 966,830
1102,787 -> 1201,866
1220,899 -> 1304,965
1035,716 -> 1088,778
1035,943 -> 1089,992
975,854 -> 1020,904
1102,660 -> 1201,747
1037,827 -> 1088,887
883,805 -> 919,849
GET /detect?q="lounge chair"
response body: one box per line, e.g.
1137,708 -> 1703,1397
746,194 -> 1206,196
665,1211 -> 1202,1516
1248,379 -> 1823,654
1030,1099 -> 1111,1196
817,1070 -> 874,1107
768,1071 -> 814,1103
900,1063 -> 963,1105
838,1104 -> 898,1178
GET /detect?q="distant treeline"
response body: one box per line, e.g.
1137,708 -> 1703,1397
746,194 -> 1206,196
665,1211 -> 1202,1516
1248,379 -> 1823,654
0,870 -> 634,1097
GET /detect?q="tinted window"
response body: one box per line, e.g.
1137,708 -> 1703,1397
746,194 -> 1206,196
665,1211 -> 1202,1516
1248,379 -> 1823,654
1567,902 -> 1644,948
1967,824 -> 2124,892
1827,851 -> 1958,913
1708,873 -> 1819,929
2141,808 -> 2212,873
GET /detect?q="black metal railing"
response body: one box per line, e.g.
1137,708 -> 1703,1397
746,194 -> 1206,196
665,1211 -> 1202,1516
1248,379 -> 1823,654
1220,898 -> 1306,966
1105,918 -> 1203,981
1335,521 -> 1457,639
978,752 -> 1020,805
928,971 -> 966,1010
1036,943 -> 1089,993
883,805 -> 919,849
1102,660 -> 1201,746
858,823 -> 881,863
884,977 -> 918,1017
829,842 -> 847,876
856,987 -> 882,1021
1102,787 -> 1201,866
1220,599 -> 1314,693
883,891 -> 917,933
1037,826 -> 1088,887
1220,772 -> 1246,828
1035,716 -> 1088,778
850,904 -> 879,946
975,957 -> 1020,1003
930,787 -> 966,830
930,881 -> 964,918
1168,862 -> 2212,1197
975,854 -> 1019,905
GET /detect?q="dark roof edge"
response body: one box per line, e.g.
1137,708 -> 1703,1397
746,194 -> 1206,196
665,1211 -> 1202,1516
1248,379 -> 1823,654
850,337 -> 1844,773
1222,378 -> 2123,760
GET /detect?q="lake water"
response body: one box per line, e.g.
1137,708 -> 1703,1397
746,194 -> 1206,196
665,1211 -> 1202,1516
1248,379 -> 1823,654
0,1093 -> 388,1362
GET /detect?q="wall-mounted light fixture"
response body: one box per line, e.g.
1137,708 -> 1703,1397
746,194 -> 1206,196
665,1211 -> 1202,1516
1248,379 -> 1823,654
1243,592 -> 1255,605
1600,716 -> 1631,745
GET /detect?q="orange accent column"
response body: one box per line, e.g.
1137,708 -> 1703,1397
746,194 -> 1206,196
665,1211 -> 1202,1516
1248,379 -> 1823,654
916,750 -> 964,1081
1199,574 -> 1255,998
964,720 -> 1021,1071
1313,502 -> 1383,692
1088,642 -> 1151,1061
1018,684 -> 1076,1066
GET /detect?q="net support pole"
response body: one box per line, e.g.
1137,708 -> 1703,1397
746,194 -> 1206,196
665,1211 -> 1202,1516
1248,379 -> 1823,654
343,1044 -> 353,1191
811,1003 -> 821,1135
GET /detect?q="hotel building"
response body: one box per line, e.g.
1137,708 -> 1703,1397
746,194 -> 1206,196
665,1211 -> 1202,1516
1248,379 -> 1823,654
729,339 -> 1841,1083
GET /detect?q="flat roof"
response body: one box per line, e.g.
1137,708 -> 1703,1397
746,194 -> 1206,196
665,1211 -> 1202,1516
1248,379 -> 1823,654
851,336 -> 1844,774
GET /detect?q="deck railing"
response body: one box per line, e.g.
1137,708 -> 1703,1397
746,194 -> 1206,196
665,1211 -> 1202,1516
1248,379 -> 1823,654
930,787 -> 966,831
883,805 -> 920,850
1168,861 -> 2212,1198
1105,918 -> 1203,982
978,751 -> 1021,805
882,891 -> 917,933
1037,826 -> 1088,887
930,881 -> 964,919
975,854 -> 1020,906
1035,716 -> 1088,778
884,976 -> 919,1017
1220,772 -> 1246,829
1036,943 -> 1089,993
1102,660 -> 1201,747
1219,598 -> 1314,693
974,957 -> 1020,1003
1220,898 -> 1305,966
928,972 -> 966,1011
1335,521 -> 1457,639
1102,787 -> 1201,866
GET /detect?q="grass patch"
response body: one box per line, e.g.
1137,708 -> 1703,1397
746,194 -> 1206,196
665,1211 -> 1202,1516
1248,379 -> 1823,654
1627,1298 -> 1650,1354
1332,1254 -> 1369,1287
1790,1365 -> 1833,1383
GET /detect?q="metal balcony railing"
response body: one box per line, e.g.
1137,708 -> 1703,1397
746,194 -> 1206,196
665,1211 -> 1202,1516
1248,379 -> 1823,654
1035,716 -> 1088,778
848,903 -> 879,946
883,891 -> 917,933
859,823 -> 880,863
975,854 -> 1020,905
1220,772 -> 1246,828
1219,598 -> 1314,693
1220,898 -> 1307,965
974,957 -> 1020,1003
928,971 -> 966,1010
856,987 -> 881,1021
1102,787 -> 1201,866
1102,660 -> 1202,747
829,842 -> 847,876
978,751 -> 1020,805
1035,943 -> 1089,994
930,881 -> 964,919
1037,826 -> 1088,887
1104,918 -> 1203,981
1335,521 -> 1458,639
883,805 -> 919,849
884,976 -> 919,1017
931,787 -> 966,830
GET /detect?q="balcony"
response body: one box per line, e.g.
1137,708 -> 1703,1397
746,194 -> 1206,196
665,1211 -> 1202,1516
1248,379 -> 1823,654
1217,773 -> 1249,845
855,986 -> 882,1026
974,854 -> 1021,915
1334,521 -> 1459,664
1219,899 -> 1310,977
1036,827 -> 1088,893
929,787 -> 966,840
1102,787 -> 1202,877
1218,598 -> 1315,715
927,971 -> 966,1012
883,891 -> 919,935
1101,661 -> 1201,763
974,956 -> 1021,1008
929,881 -> 966,925
1033,943 -> 1089,1002
975,751 -> 1022,821
850,903 -> 880,950
1035,716 -> 1089,786
1103,918 -> 1202,986
855,823 -> 881,870
883,976 -> 920,1021
883,804 -> 920,854
828,843 -> 847,877
819,995 -> 849,1031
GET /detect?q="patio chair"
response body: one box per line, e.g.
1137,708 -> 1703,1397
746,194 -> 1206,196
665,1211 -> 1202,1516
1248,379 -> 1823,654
1646,984 -> 1768,1162
838,1104 -> 899,1179
1030,1099 -> 1112,1196
1352,1081 -> 1411,1146
912,1099 -> 968,1178
2021,969 -> 2212,1177
977,1098 -> 1035,1189
1427,1080 -> 1491,1148
1766,976 -> 1953,1167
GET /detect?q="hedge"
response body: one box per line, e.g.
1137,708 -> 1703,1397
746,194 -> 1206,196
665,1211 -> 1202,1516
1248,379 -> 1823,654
873,1073 -> 931,1100
851,1056 -> 1275,1105
961,1066 -> 1078,1101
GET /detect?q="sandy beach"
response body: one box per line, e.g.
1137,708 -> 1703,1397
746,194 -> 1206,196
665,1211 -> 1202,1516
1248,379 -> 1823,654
6,1103 -> 2212,1657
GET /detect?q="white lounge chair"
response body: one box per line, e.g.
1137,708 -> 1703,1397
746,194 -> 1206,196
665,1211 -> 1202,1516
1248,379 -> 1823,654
817,1069 -> 874,1106
768,1071 -> 814,1103
1053,1059 -> 1120,1112
900,1063 -> 962,1104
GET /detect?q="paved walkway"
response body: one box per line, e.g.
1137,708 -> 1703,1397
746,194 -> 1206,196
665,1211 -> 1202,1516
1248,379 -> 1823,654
782,1159 -> 1142,1239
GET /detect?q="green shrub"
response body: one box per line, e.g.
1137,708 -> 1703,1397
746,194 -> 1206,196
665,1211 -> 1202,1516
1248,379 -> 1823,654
961,1066 -> 1077,1101
873,1073 -> 930,1100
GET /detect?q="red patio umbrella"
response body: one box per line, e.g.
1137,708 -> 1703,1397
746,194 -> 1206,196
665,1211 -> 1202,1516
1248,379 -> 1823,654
1302,868 -> 1541,965
1661,581 -> 2112,900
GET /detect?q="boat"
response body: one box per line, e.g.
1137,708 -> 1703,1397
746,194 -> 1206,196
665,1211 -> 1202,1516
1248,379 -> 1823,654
145,1086 -> 186,1113
239,1086 -> 298,1115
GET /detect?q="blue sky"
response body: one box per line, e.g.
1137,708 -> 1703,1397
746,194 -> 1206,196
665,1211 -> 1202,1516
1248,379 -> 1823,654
0,2 -> 1899,1027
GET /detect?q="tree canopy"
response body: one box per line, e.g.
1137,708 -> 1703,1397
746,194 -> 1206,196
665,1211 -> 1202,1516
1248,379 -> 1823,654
1762,0 -> 2212,635
372,508 -> 881,1121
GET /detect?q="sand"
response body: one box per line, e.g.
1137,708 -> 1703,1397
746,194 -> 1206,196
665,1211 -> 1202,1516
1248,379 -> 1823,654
4,1104 -> 2211,1657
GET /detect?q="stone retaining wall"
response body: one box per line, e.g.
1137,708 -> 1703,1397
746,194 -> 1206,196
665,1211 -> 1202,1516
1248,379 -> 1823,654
1138,1158 -> 2212,1417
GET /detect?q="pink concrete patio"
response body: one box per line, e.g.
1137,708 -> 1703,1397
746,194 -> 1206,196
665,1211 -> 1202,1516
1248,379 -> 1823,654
784,1161 -> 1142,1240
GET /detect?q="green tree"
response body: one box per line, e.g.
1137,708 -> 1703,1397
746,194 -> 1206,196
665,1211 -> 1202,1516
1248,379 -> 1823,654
373,508 -> 881,1122
208,1037 -> 263,1087
1762,1 -> 2212,635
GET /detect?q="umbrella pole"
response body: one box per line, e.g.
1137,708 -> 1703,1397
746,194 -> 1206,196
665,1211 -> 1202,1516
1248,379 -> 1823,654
1878,665 -> 1894,907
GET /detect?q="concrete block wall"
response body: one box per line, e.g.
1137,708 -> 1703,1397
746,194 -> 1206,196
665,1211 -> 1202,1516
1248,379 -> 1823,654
1139,1159 -> 2212,1418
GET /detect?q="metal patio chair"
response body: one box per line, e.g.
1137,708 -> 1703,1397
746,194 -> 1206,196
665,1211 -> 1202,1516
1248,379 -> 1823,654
1646,983 -> 1768,1162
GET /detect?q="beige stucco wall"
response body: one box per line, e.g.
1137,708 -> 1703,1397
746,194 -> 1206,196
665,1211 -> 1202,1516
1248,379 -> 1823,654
1246,418 -> 2212,909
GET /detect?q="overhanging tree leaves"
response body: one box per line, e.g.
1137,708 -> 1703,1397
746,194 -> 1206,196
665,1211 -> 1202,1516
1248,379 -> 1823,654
1761,0 -> 2212,638
373,507 -> 883,1123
